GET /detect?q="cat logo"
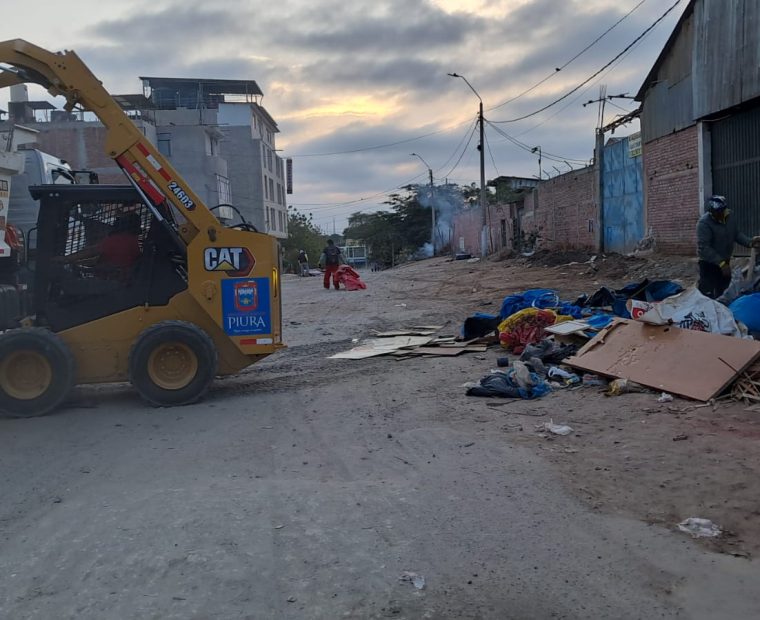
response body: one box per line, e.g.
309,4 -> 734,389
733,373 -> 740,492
204,247 -> 255,276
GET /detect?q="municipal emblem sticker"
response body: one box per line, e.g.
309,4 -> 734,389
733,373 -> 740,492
222,278 -> 271,336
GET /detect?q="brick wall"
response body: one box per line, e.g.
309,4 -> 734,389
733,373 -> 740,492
519,166 -> 598,251
452,206 -> 482,255
35,123 -> 125,184
643,125 -> 700,254
453,167 -> 598,255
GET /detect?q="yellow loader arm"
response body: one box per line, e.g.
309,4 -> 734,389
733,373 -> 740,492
0,38 -> 216,242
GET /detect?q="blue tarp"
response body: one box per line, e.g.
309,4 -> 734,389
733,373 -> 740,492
730,294 -> 760,333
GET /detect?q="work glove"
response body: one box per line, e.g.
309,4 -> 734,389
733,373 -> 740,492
751,236 -> 760,248
720,261 -> 731,278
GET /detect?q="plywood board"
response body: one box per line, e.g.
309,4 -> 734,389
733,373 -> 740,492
566,319 -> 760,401
545,320 -> 592,336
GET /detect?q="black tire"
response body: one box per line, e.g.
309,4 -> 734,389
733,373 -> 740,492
0,328 -> 76,418
129,321 -> 218,407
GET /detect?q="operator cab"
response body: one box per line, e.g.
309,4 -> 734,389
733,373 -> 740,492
29,184 -> 187,332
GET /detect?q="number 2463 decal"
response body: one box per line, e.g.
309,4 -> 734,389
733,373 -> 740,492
168,181 -> 195,210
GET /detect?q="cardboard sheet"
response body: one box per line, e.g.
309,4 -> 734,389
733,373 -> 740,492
329,336 -> 433,360
566,319 -> 760,401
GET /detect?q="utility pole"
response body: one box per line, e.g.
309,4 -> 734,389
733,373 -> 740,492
449,73 -> 488,258
478,99 -> 488,258
532,146 -> 542,180
411,152 -> 436,254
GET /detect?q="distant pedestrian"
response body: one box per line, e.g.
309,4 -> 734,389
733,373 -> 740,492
697,195 -> 760,298
297,249 -> 309,277
318,239 -> 345,289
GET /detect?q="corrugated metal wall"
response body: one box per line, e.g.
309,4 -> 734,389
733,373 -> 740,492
641,10 -> 695,143
711,103 -> 760,241
694,0 -> 760,119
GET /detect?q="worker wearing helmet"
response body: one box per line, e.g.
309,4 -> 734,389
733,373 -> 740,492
697,195 -> 760,298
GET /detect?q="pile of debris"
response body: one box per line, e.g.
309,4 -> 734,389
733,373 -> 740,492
462,273 -> 760,402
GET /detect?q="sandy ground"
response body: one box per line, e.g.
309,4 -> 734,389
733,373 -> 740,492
1,253 -> 759,619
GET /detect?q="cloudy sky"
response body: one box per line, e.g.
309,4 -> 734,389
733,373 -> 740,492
1,0 -> 686,232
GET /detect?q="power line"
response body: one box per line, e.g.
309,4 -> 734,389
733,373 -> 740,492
514,30 -> 651,138
290,121 -> 480,213
483,125 -> 500,178
440,120 -> 479,180
485,120 -> 587,164
489,0 -> 648,112
289,118 -> 472,158
489,0 -> 682,124
433,116 -> 479,176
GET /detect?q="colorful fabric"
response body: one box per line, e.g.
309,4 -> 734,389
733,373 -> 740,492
498,308 -> 571,354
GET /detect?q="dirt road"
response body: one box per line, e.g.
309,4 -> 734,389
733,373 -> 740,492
1,256 -> 759,619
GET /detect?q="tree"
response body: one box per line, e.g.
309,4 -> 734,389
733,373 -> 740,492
343,186 -> 432,266
281,208 -> 325,273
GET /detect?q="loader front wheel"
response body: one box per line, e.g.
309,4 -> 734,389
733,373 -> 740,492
129,321 -> 217,407
0,328 -> 76,418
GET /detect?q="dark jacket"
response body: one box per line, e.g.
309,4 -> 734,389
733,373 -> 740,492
696,212 -> 751,265
322,245 -> 343,266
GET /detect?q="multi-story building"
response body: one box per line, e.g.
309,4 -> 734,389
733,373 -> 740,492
0,77 -> 288,240
139,77 -> 288,239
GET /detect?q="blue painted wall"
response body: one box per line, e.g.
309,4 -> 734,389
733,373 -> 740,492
603,136 -> 644,254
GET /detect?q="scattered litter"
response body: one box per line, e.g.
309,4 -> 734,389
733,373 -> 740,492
657,393 -> 674,403
677,518 -> 722,539
547,367 -> 581,386
399,572 -> 426,590
274,524 -> 286,529
582,374 -> 608,387
537,420 -> 574,436
287,596 -> 297,603
467,257 -> 481,264
395,303 -> 407,308
606,378 -> 649,396
466,367 -> 551,400
496,357 -> 510,368
731,361 -> 760,404
672,434 -> 689,441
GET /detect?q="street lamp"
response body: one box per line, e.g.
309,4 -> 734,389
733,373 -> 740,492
410,152 -> 436,254
448,72 -> 488,258
531,146 -> 542,180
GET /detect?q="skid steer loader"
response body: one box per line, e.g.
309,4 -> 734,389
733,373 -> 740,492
0,39 -> 283,417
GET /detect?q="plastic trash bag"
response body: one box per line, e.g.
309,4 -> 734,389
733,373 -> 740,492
627,286 -> 747,338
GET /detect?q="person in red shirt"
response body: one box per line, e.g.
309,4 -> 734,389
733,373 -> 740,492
60,211 -> 142,280
97,213 -> 141,273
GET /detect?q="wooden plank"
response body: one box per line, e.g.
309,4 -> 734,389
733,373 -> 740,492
372,330 -> 436,337
565,319 -> 760,402
413,347 -> 465,356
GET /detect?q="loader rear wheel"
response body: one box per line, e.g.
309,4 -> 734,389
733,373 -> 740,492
0,328 -> 76,418
129,321 -> 217,407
